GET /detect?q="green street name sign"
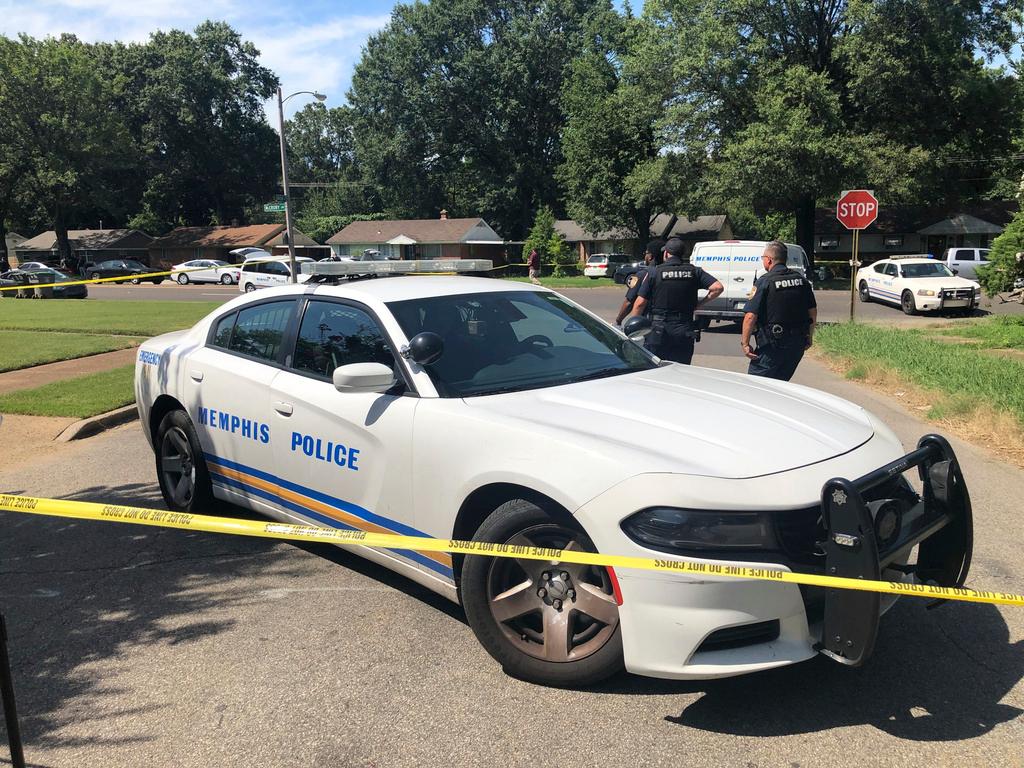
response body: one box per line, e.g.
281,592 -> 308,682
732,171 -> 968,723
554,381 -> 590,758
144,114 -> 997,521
263,202 -> 287,212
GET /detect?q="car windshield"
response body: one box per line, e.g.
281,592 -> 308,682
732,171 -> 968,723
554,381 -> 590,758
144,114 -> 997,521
124,260 -> 147,269
901,262 -> 954,278
212,260 -> 229,266
388,290 -> 656,397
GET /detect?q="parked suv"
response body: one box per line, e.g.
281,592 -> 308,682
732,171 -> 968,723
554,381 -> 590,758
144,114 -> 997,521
584,253 -> 631,279
942,247 -> 990,281
239,257 -> 313,292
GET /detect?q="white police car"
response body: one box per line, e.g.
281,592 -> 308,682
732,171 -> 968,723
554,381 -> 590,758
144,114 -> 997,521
135,259 -> 972,686
855,256 -> 982,315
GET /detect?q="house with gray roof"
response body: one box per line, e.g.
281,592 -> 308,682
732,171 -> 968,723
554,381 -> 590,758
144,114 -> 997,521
555,214 -> 733,262
326,213 -> 506,262
15,229 -> 154,266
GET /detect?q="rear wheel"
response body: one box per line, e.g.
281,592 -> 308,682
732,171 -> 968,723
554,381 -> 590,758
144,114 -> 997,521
177,273 -> 189,285
461,499 -> 623,687
220,274 -> 234,285
130,277 -> 141,285
244,282 -> 256,293
901,290 -> 917,315
155,410 -> 214,513
89,272 -> 100,281
858,281 -> 871,303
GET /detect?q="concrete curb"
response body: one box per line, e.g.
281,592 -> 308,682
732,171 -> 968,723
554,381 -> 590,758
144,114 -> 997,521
55,405 -> 139,442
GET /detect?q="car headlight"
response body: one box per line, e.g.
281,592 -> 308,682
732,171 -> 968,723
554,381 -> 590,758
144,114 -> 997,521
916,289 -> 936,297
620,507 -> 776,552
974,286 -> 982,295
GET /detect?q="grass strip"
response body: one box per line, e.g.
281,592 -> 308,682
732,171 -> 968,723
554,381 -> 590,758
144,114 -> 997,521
0,364 -> 135,418
816,323 -> 1024,425
0,330 -> 142,373
502,276 -> 619,288
0,300 -> 221,336
927,316 -> 1024,350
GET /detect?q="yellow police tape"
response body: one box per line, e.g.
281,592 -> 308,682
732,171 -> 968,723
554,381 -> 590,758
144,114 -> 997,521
1,494 -> 1022,607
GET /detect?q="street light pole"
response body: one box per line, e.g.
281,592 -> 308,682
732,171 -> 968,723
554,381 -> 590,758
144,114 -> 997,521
276,87 -> 326,284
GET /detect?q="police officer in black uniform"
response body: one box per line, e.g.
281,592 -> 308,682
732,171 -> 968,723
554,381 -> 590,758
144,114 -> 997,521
740,240 -> 817,381
629,237 -> 724,364
614,239 -> 663,326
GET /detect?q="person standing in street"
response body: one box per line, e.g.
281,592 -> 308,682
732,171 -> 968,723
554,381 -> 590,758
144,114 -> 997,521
740,240 -> 817,381
527,248 -> 541,285
615,239 -> 663,326
629,237 -> 723,364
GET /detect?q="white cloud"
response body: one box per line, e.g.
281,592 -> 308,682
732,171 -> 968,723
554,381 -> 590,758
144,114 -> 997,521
0,0 -> 392,116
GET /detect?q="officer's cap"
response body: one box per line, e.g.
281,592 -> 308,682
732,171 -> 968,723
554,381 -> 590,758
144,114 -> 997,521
663,237 -> 686,257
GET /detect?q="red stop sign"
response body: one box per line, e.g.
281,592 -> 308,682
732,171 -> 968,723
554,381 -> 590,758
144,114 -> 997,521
836,189 -> 879,230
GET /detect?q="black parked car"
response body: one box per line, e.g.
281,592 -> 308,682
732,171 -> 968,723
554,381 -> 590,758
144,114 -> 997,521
87,259 -> 164,285
612,260 -> 648,285
0,268 -> 88,298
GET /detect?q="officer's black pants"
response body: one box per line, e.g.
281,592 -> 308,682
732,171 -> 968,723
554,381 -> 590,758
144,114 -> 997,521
747,338 -> 805,381
645,320 -> 695,364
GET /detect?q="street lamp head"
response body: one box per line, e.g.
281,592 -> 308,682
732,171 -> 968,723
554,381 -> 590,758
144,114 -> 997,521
314,92 -> 327,102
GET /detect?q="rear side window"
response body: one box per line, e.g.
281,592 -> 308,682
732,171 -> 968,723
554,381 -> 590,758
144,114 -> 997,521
955,249 -> 976,261
884,264 -> 898,277
212,313 -> 235,348
293,301 -> 394,378
242,262 -> 259,273
228,301 -> 294,361
260,261 -> 289,276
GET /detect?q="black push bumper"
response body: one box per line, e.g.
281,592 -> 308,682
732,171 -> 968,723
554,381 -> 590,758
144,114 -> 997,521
818,434 -> 972,666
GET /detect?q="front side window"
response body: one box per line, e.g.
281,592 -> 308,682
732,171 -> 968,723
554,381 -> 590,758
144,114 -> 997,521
388,290 -> 656,397
292,301 -> 394,378
261,261 -> 289,276
884,264 -> 898,277
227,301 -> 294,361
954,250 -> 976,261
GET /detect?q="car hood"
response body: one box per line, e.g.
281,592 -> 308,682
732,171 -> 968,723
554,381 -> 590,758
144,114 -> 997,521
464,364 -> 875,479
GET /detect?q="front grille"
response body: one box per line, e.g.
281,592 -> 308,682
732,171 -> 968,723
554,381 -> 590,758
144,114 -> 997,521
774,506 -> 825,566
696,620 -> 780,653
942,288 -> 973,300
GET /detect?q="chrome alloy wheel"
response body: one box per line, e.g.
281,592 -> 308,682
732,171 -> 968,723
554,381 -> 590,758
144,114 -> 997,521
160,426 -> 197,507
486,524 -> 619,663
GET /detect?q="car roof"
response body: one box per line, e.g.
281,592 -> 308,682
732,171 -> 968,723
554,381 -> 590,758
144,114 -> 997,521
239,276 -> 546,305
876,257 -> 935,265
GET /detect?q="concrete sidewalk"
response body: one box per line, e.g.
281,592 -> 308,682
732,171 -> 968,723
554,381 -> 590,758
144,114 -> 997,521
0,346 -> 138,394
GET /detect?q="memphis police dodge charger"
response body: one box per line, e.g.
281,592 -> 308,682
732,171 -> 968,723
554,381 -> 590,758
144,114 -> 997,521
135,260 -> 972,686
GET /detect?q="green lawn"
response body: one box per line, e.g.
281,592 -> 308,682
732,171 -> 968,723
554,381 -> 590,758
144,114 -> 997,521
0,300 -> 222,336
816,322 -> 1024,424
0,330 -> 142,373
502,276 -> 618,289
930,316 -> 1024,350
0,364 -> 136,418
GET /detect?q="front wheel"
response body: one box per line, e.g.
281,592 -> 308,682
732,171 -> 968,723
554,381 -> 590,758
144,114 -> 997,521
220,274 -> 234,285
244,282 -> 256,293
89,272 -> 100,281
177,273 -> 189,285
901,290 -> 917,315
155,410 -> 214,513
461,499 -> 623,687
858,281 -> 871,303
130,277 -> 141,285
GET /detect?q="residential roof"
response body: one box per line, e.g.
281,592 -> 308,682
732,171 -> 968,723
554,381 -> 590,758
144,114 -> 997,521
327,218 -> 503,245
554,220 -> 634,242
17,229 -> 153,251
652,214 -> 729,239
816,201 -> 1018,235
151,224 -> 317,249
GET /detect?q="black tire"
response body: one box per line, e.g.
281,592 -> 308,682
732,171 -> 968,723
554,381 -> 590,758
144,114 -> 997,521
461,499 -> 623,688
901,290 -> 917,315
130,277 -> 141,285
858,281 -> 871,303
155,410 -> 215,513
589,276 -> 599,280
696,316 -> 711,331
177,273 -> 189,285
89,272 -> 100,281
244,282 -> 256,292
220,274 -> 234,285
152,278 -> 164,285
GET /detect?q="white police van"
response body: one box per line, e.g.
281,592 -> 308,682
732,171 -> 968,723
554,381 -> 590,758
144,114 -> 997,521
238,256 -> 314,292
691,240 -> 811,325
134,258 -> 972,687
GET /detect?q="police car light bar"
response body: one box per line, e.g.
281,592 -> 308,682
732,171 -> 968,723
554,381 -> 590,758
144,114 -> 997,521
889,254 -> 934,260
302,259 -> 493,276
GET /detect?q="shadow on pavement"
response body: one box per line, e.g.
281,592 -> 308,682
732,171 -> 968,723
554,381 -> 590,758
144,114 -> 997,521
597,600 -> 1021,741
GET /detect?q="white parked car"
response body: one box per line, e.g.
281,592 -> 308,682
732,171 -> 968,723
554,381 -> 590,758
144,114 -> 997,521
856,256 -> 981,315
584,253 -> 632,279
135,259 -> 972,686
171,259 -> 241,285
238,256 -> 313,292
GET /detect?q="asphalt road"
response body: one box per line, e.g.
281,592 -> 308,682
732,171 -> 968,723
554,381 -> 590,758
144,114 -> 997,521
0,292 -> 1021,767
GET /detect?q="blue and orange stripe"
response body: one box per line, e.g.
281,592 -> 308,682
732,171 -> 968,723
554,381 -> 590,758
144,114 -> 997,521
204,453 -> 454,579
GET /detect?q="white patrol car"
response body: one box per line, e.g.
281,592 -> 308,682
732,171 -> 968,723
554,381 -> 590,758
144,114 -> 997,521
135,259 -> 972,686
856,256 -> 982,315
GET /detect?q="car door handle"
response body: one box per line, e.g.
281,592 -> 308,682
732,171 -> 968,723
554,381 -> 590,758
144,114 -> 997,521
273,401 -> 294,416
189,370 -> 204,382
733,276 -> 745,282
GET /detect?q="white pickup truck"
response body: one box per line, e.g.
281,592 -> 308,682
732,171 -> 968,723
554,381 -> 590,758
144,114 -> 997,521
943,247 -> 989,280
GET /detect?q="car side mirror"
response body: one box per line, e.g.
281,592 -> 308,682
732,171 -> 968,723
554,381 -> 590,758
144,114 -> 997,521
402,331 -> 444,365
622,315 -> 652,340
951,268 -> 959,275
332,362 -> 397,394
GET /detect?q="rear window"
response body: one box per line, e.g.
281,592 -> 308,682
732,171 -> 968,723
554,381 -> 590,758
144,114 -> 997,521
587,255 -> 608,264
227,301 -> 294,361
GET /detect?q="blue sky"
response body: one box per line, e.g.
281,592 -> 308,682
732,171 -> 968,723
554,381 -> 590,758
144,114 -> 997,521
0,0 -> 400,116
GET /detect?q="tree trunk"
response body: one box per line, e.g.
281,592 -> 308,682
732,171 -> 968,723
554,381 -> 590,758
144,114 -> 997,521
54,205 -> 73,268
0,217 -> 9,273
632,206 -> 652,258
795,194 -> 816,268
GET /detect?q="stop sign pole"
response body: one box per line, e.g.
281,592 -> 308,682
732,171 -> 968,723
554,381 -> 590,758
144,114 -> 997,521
836,189 -> 879,322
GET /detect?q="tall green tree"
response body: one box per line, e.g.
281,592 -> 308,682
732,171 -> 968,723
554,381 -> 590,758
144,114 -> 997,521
0,34 -> 136,263
98,22 -> 280,231
647,0 -> 1023,262
348,0 -> 596,239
